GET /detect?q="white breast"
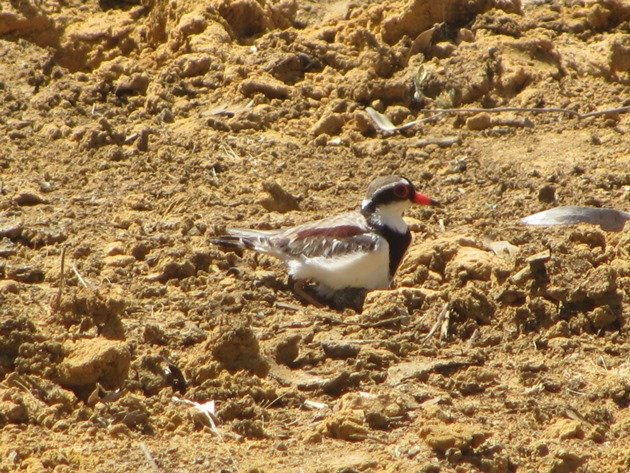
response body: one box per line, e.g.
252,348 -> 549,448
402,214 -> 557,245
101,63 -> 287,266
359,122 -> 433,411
287,237 -> 391,294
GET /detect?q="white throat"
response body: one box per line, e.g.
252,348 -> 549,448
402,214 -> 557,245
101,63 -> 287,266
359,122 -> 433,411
369,201 -> 411,233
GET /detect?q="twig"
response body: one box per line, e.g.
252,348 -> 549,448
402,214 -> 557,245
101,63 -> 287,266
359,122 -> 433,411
359,315 -> 410,328
139,443 -> 159,473
261,390 -> 290,409
423,303 -> 450,343
580,106 -> 630,118
52,247 -> 66,312
416,136 -> 461,148
440,309 -> 450,340
417,105 -> 630,119
315,314 -> 409,329
72,263 -> 92,289
274,301 -> 304,312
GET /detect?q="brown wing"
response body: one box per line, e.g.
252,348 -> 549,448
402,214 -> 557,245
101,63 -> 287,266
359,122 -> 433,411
269,212 -> 381,259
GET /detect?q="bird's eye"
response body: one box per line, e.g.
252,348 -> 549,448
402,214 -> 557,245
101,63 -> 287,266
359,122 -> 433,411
394,184 -> 409,199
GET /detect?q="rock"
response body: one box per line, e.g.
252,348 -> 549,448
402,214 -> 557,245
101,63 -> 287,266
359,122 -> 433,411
13,191 -> 46,206
361,289 -> 410,324
57,338 -> 130,389
420,421 -> 490,453
0,219 -> 23,239
266,53 -> 316,84
148,259 -> 196,282
131,242 -> 152,261
388,357 -> 480,385
580,266 -> 617,299
175,53 -> 212,78
114,73 -> 149,96
273,334 -> 301,366
321,340 -> 360,360
0,237 -> 17,256
323,409 -> 369,441
104,242 -> 125,257
0,279 -> 19,293
547,450 -> 586,473
321,370 -> 358,395
104,255 -> 136,267
240,74 -> 291,99
218,0 -> 267,37
466,112 -> 492,130
124,194 -> 152,211
175,11 -> 206,37
380,0 -> 520,45
546,419 -> 584,440
7,265 -> 44,284
0,400 -> 28,424
387,361 -> 436,385
258,180 -> 300,213
609,35 -> 630,72
310,113 -> 345,136
57,288 -> 125,339
450,285 -> 495,324
445,246 -> 496,282
588,306 -> 618,330
142,324 -> 166,345
538,184 -> 556,203
337,392 -> 408,430
209,324 -> 269,376
232,419 -> 265,439
20,226 -> 67,247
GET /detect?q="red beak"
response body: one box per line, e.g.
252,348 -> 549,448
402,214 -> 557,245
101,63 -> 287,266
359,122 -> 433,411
413,192 -> 439,206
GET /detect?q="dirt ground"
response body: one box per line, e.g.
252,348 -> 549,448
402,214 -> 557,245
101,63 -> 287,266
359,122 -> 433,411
0,0 -> 629,471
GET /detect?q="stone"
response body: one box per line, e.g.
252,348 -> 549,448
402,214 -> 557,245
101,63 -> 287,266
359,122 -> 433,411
310,113 -> 345,136
240,75 -> 290,99
420,421 -> 490,453
466,112 -> 492,130
104,255 -> 136,267
57,338 -> 130,389
546,418 -> 584,440
13,191 -> 46,206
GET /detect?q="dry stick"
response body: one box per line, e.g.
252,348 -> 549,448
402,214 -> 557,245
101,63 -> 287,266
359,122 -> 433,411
139,443 -> 159,473
53,247 -> 66,312
417,105 -> 630,119
423,303 -> 450,344
72,263 -> 91,289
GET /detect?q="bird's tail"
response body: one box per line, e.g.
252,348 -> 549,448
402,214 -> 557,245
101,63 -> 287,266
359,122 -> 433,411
210,228 -> 275,253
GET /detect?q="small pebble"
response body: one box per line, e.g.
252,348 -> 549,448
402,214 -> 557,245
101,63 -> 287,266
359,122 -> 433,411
13,191 -> 46,206
538,184 -> 556,203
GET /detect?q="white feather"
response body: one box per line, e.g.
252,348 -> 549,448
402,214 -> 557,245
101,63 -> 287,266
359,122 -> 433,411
370,200 -> 412,233
287,237 -> 390,293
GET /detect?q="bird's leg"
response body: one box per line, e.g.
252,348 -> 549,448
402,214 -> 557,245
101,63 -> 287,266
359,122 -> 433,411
291,279 -> 324,308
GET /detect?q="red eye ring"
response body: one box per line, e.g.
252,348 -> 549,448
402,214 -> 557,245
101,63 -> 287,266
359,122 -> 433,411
394,184 -> 409,199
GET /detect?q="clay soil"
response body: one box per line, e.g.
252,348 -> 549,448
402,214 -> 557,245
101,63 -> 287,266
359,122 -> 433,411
1,0 -> 629,471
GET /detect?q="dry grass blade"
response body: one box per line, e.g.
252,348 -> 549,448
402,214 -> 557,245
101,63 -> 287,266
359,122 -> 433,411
139,443 -> 159,472
303,400 -> 328,410
416,136 -> 460,147
417,105 -> 630,119
72,263 -> 93,289
423,303 -> 450,343
521,206 -> 630,232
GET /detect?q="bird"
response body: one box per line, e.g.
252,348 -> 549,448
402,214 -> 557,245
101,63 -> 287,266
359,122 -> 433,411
212,176 -> 439,308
